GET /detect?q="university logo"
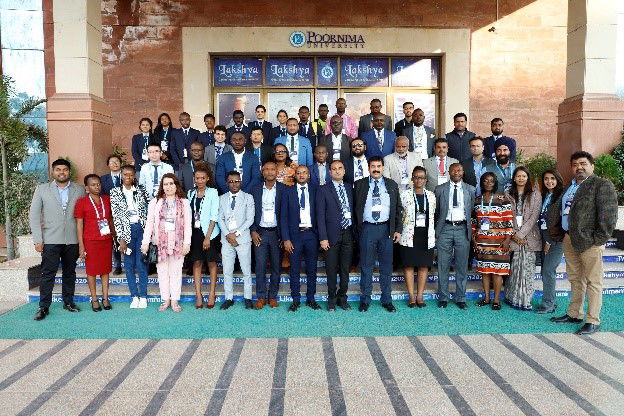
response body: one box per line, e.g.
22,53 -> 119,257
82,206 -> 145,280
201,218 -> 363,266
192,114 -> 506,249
320,63 -> 334,79
289,31 -> 306,48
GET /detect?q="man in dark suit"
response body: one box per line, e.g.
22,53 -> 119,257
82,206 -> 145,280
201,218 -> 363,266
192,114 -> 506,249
198,113 -> 216,147
445,112 -> 476,162
402,108 -> 436,159
178,141 -> 206,193
460,136 -> 495,195
362,113 -> 397,159
100,154 -> 123,274
358,98 -> 392,137
215,131 -> 260,194
319,115 -> 352,163
298,105 -> 319,148
246,127 -> 272,168
250,161 -> 285,309
314,103 -> 330,135
317,159 -> 354,311
248,105 -> 274,147
204,125 -> 232,175
353,156 -> 403,312
483,118 -> 517,161
171,112 -> 201,170
226,110 -> 251,143
394,101 -> 414,136
131,117 -> 155,171
309,144 -> 330,188
281,165 -> 321,312
343,137 -> 368,184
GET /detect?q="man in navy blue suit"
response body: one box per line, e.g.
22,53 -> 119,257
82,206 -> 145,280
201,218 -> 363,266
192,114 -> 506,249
483,117 -> 517,161
215,131 -> 260,194
298,106 -> 319,148
362,113 -> 397,159
100,154 -> 123,274
248,105 -> 273,147
226,110 -> 251,144
171,112 -> 201,171
281,165 -> 321,312
309,144 -> 330,187
316,159 -> 354,311
198,113 -> 216,147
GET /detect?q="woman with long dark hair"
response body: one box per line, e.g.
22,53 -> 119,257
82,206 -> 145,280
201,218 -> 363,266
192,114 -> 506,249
153,113 -> 174,164
131,117 -> 155,171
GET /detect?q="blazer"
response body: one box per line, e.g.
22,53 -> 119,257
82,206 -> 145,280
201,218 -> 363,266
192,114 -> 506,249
485,162 -> 515,194
394,118 -> 413,136
461,157 -> 496,188
29,181 -> 86,245
274,134 -> 313,167
100,172 -> 121,196
226,125 -> 251,144
316,181 -> 354,246
353,177 -> 403,237
433,181 -> 475,240
319,133 -> 352,162
215,150 -> 261,194
131,133 -> 157,170
246,143 -> 273,167
399,188 -> 436,249
204,143 -> 232,174
217,190 -> 255,244
445,129 -> 476,162
547,175 -> 618,252
507,190 -> 542,252
177,160 -> 201,193
484,135 -> 516,161
362,129 -> 397,159
343,156 -> 368,185
298,121 -> 319,148
280,182 -> 318,242
309,162 -> 331,188
187,187 -> 220,240
358,113 -> 392,137
171,127 -> 201,170
383,152 -> 423,187
248,120 -> 273,146
110,184 -> 150,244
270,125 -> 287,142
141,197 -> 192,248
249,181 -> 286,234
422,156 -> 459,192
198,130 -> 214,147
402,125 -> 436,156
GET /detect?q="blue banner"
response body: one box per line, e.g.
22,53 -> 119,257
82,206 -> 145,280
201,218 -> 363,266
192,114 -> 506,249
213,58 -> 262,87
391,58 -> 439,88
316,57 -> 338,86
265,58 -> 314,86
340,57 -> 388,87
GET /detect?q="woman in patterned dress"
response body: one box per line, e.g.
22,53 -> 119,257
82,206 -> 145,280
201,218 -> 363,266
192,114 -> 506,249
472,172 -> 514,310
273,143 -> 297,186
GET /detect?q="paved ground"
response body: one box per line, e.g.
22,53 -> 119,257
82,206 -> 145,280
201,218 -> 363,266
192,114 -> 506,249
0,332 -> 623,415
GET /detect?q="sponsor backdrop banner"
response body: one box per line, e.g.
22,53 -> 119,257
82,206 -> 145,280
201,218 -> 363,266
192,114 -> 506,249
213,57 -> 262,87
340,57 -> 388,87
265,57 -> 314,86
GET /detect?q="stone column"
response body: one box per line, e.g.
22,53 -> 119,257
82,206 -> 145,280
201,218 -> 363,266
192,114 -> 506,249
557,0 -> 624,178
47,0 -> 111,178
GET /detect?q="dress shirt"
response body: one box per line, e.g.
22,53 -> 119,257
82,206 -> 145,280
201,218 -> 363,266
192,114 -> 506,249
317,162 -> 327,185
561,177 -> 587,231
472,157 -> 485,196
496,162 -> 515,191
139,162 -> 173,199
325,113 -> 358,138
353,155 -> 369,182
412,125 -> 428,159
363,177 -> 390,223
287,135 -> 299,164
331,134 -> 342,157
55,181 -> 71,212
374,128 -> 385,148
332,180 -> 352,227
297,183 -> 312,227
259,183 -> 278,228
446,180 -> 466,221
436,156 -> 448,174
110,171 -> 121,187
233,151 -> 245,179
397,154 -> 410,189
301,121 -> 311,136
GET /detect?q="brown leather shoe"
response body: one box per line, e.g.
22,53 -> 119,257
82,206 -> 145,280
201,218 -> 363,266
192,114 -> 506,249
268,298 -> 278,308
255,298 -> 266,310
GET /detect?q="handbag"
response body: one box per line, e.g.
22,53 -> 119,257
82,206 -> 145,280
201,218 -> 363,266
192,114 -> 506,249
143,243 -> 158,264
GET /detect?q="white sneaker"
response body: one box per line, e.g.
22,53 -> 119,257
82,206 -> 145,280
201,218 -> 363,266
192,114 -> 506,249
130,296 -> 140,308
138,297 -> 148,308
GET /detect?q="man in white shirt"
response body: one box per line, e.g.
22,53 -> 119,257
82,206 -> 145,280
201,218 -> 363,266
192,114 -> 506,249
383,136 -> 422,191
423,138 -> 458,192
345,138 -> 369,184
139,143 -> 174,199
320,115 -> 352,162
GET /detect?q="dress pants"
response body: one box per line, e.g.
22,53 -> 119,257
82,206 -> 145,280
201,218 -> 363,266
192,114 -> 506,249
359,223 -> 393,305
125,223 -> 149,298
539,241 -> 563,309
112,244 -> 121,270
325,227 -> 353,307
437,224 -> 470,302
563,234 -> 605,324
254,228 -> 281,299
39,244 -> 79,308
222,240 -> 252,300
156,254 -> 184,301
289,230 -> 318,302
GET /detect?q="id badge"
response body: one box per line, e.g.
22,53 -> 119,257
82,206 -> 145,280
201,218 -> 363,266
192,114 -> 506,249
414,143 -> 423,154
128,209 -> 139,223
142,148 -> 148,161
194,212 -> 201,229
371,198 -> 382,212
401,172 -> 410,185
563,200 -> 572,215
438,175 -> 448,185
263,208 -> 275,224
480,218 -> 490,231
343,210 -> 352,220
539,217 -> 547,230
415,213 -> 426,227
161,140 -> 168,151
183,148 -> 188,158
516,215 -> 524,228
333,148 -> 341,156
228,218 -> 238,231
164,217 -> 175,231
98,220 -> 111,236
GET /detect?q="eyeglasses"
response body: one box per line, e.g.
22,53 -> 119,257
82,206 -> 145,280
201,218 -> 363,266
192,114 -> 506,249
227,180 -> 242,184
274,150 -> 288,154
412,176 -> 427,180
351,143 -> 364,148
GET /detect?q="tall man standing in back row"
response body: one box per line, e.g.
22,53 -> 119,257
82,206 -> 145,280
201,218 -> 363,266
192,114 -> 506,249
445,112 -> 475,162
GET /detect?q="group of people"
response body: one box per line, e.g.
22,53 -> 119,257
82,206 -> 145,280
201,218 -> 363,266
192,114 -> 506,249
28,97 -> 618,335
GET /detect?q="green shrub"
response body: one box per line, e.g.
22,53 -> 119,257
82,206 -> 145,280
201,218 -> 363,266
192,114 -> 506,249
0,171 -> 38,236
521,152 -> 556,185
594,154 -> 623,188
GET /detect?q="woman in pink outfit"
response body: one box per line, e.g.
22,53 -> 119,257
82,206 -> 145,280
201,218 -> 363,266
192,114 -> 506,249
141,173 -> 192,312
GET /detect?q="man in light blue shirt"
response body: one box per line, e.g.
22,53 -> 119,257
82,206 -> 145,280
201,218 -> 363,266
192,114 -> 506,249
139,143 -> 174,199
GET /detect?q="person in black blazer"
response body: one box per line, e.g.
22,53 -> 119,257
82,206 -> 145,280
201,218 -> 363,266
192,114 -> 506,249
250,161 -> 285,309
316,159 -> 354,311
353,156 -> 403,312
343,138 -> 369,185
178,141 -> 207,193
402,108 -> 437,158
482,118 -> 517,161
249,105 -> 273,147
309,144 -> 331,188
226,110 -> 251,144
131,117 -> 156,171
171,112 -> 201,170
298,106 -> 319,148
198,113 -> 216,147
319,115 -> 352,163
246,127 -> 273,168
460,136 -> 496,193
153,113 -> 175,166
270,109 -> 289,143
280,165 -> 321,312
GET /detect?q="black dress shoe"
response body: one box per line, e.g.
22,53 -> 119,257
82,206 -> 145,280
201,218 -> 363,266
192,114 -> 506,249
244,299 -> 253,309
328,306 -> 336,312
102,298 -> 112,310
358,302 -> 369,312
438,301 -> 448,308
339,302 -> 351,311
408,302 -> 416,308
416,301 -> 426,308
288,301 -> 300,312
220,299 -> 235,310
382,303 -> 396,312
575,323 -> 601,335
113,267 -> 123,276
306,299 -> 321,310
34,307 -> 49,321
63,303 -> 81,312
550,314 -> 583,323
457,302 -> 468,310
91,300 -> 102,312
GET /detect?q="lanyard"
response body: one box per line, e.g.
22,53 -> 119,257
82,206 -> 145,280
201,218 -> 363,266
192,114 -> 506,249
413,190 -> 428,213
88,195 -> 105,220
541,193 -> 553,214
497,162 -> 514,181
480,193 -> 494,212
191,190 -> 206,216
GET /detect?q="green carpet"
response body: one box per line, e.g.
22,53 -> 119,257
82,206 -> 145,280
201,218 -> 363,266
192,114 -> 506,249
1,296 -> 623,339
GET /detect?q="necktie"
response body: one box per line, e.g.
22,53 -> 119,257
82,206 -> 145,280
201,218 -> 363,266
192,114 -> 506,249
216,146 -> 222,158
303,124 -> 308,135
438,158 -> 445,175
372,180 -> 380,221
143,134 -> 149,147
319,164 -> 325,185
357,159 -> 363,177
259,121 -> 263,128
153,165 -> 158,185
114,175 -> 120,187
255,147 -> 260,161
377,130 -> 383,151
299,186 -> 306,209
453,184 -> 459,208
281,127 -> 286,136
184,129 -> 188,137
290,136 -> 295,153
230,195 -> 236,210
338,184 -> 350,229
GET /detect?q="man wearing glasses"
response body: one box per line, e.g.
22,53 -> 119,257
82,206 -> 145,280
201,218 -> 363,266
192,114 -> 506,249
343,138 -> 369,184
215,131 -> 261,195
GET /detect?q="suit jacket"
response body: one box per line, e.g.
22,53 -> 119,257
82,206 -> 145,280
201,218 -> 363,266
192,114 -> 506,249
249,181 -> 286,234
316,181 -> 354,246
198,130 -> 214,147
215,150 -> 261,194
226,125 -> 251,144
362,129 -> 396,159
280,183 -> 318,242
353,177 -> 403,237
319,133 -> 352,162
274,135 -> 313,167
270,125 -> 287,142
101,173 -> 121,196
131,133 -> 157,170
394,118 -> 414,137
154,127 -> 174,165
178,160 -> 203,193
248,120 -> 273,146
187,187 -> 220,240
246,143 -> 273,167
460,157 -> 496,187
309,162 -> 331,188
204,143 -> 232,174
423,156 -> 459,192
298,121 -> 319,148
171,127 -> 201,169
433,181 -> 476,240
358,113 -> 392,137
29,181 -> 86,245
343,156 -> 368,185
547,175 -> 618,252
217,191 -> 254,245
445,129 -> 476,162
402,125 -> 436,157
383,152 -> 423,188
484,135 -> 516,161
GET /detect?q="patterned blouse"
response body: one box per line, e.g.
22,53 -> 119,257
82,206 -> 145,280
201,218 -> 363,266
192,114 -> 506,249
276,162 -> 297,186
471,193 -> 514,275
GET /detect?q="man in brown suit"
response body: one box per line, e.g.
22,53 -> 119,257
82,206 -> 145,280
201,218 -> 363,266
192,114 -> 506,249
547,151 -> 617,334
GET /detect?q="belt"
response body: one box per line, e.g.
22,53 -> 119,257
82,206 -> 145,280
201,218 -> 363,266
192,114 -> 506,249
259,226 -> 277,231
299,227 -> 313,232
364,221 -> 388,225
445,220 -> 466,226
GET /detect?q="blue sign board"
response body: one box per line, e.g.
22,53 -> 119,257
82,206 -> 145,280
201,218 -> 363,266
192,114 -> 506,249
391,58 -> 439,88
213,58 -> 263,87
340,58 -> 388,87
265,58 -> 314,86
316,58 -> 338,87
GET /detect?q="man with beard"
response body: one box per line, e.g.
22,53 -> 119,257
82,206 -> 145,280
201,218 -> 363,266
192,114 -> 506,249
483,118 -> 516,161
343,137 -> 369,184
445,112 -> 475,162
402,108 -> 437,161
325,97 -> 358,138
319,115 -> 352,163
486,139 -> 515,193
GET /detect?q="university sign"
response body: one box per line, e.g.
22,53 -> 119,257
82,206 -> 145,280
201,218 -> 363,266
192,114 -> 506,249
290,31 -> 366,49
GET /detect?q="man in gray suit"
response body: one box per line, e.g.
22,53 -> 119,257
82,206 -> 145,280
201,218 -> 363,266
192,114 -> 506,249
383,136 -> 423,191
422,138 -> 459,192
402,108 -> 436,159
29,159 -> 86,320
319,115 -> 352,162
218,171 -> 255,310
358,98 -> 392,137
434,163 -> 475,309
204,125 -> 232,175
